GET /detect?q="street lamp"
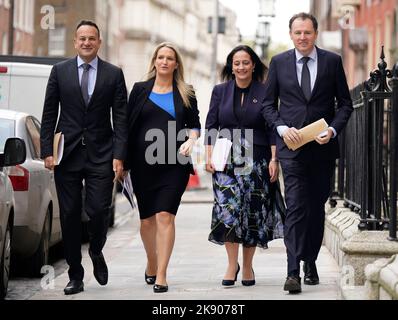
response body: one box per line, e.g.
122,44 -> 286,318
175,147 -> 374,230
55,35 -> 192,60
256,21 -> 271,60
256,0 -> 275,60
258,0 -> 275,18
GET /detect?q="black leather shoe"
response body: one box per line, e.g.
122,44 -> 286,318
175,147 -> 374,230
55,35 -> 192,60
283,276 -> 301,294
89,250 -> 108,285
145,272 -> 156,285
222,263 -> 240,286
242,268 -> 255,286
153,284 -> 168,293
303,261 -> 319,285
64,280 -> 84,295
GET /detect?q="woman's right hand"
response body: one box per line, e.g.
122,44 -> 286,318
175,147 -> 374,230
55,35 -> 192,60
205,145 -> 215,174
205,163 -> 215,174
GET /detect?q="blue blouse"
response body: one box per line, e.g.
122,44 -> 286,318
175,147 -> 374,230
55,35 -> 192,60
149,91 -> 175,118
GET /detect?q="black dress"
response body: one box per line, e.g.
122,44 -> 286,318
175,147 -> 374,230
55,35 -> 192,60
130,98 -> 190,219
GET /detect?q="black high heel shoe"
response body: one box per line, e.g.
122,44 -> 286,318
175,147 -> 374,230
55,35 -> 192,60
153,284 -> 168,293
145,272 -> 157,285
222,263 -> 240,286
242,268 -> 255,286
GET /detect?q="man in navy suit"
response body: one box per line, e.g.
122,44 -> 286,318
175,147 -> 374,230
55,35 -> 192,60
262,13 -> 353,293
40,20 -> 127,295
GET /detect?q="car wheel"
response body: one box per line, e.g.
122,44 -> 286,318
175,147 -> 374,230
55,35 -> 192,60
0,221 -> 11,299
28,210 -> 50,277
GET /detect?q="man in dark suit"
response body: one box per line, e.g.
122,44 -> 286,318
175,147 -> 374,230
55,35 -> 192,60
262,13 -> 353,294
40,20 -> 127,295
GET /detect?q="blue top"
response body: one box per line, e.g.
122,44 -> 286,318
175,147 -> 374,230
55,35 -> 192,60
149,91 -> 175,118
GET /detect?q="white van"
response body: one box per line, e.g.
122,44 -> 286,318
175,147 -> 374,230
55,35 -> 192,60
0,62 -> 52,121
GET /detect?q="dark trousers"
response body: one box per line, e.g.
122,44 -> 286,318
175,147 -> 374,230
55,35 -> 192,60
280,158 -> 335,277
54,144 -> 114,281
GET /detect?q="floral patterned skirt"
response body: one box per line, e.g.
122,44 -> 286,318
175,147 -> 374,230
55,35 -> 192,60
208,154 -> 286,249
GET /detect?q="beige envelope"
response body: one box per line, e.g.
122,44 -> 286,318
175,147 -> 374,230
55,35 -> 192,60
284,118 -> 329,151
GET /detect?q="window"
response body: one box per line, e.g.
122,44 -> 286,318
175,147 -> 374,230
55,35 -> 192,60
48,26 -> 66,56
25,117 -> 40,159
0,119 -> 15,153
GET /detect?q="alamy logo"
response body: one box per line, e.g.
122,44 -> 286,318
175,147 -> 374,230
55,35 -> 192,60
340,265 -> 355,289
41,5 -> 55,30
40,265 -> 55,290
338,7 -> 355,30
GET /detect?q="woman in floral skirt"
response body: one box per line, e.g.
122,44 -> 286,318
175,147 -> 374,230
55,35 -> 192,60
204,45 -> 285,286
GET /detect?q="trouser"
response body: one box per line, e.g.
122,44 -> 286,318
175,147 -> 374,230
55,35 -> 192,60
280,158 -> 335,277
54,145 -> 114,281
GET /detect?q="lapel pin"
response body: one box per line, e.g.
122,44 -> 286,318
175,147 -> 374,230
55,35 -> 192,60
253,98 -> 258,103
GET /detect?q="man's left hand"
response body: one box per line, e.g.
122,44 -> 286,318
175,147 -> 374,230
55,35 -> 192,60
314,128 -> 333,145
113,159 -> 124,182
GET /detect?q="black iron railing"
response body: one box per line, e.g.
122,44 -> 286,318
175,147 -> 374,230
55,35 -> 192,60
330,47 -> 397,240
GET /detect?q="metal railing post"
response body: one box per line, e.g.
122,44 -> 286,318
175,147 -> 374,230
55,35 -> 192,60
388,63 -> 398,240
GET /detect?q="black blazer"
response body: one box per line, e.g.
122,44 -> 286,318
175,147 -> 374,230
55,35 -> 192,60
40,57 -> 128,164
204,80 -> 276,147
125,78 -> 201,173
262,47 -> 353,160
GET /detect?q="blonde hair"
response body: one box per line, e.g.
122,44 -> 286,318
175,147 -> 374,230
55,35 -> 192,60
146,42 -> 195,108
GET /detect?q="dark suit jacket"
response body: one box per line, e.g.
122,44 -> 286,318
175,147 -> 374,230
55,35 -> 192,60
262,47 -> 353,161
40,57 -> 128,164
125,78 -> 201,173
205,80 -> 276,147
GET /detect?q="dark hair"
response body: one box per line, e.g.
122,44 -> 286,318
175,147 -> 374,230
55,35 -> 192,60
221,45 -> 267,82
76,20 -> 100,38
289,12 -> 318,32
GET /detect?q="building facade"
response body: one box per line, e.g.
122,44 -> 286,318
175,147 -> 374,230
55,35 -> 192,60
311,0 -> 398,88
33,0 -> 114,58
0,0 -> 35,56
32,0 -> 240,122
113,0 -> 239,119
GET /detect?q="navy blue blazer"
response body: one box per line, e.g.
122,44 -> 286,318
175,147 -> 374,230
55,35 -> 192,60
205,80 -> 276,148
262,47 -> 353,161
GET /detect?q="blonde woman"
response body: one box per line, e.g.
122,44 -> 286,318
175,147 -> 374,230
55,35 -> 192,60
124,42 -> 200,293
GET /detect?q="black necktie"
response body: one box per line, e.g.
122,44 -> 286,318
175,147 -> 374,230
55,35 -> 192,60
300,57 -> 311,101
81,63 -> 91,106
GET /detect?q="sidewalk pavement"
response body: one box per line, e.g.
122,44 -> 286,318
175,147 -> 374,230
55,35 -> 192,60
29,187 -> 341,300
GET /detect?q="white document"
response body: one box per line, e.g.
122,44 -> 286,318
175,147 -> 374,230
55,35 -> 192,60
211,138 -> 232,172
53,132 -> 64,166
122,172 -> 136,209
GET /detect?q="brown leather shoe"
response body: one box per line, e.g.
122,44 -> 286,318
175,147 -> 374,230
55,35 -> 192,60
283,276 -> 301,294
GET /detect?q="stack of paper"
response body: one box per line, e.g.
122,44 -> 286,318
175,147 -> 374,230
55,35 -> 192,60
122,172 -> 136,209
53,132 -> 64,165
211,138 -> 232,172
284,118 -> 329,151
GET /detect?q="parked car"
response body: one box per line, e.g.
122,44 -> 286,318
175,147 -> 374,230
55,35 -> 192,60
0,137 -> 26,299
0,110 -> 62,277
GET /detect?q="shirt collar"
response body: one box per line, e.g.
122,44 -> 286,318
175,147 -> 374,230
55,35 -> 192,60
295,47 -> 317,63
77,56 -> 98,70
